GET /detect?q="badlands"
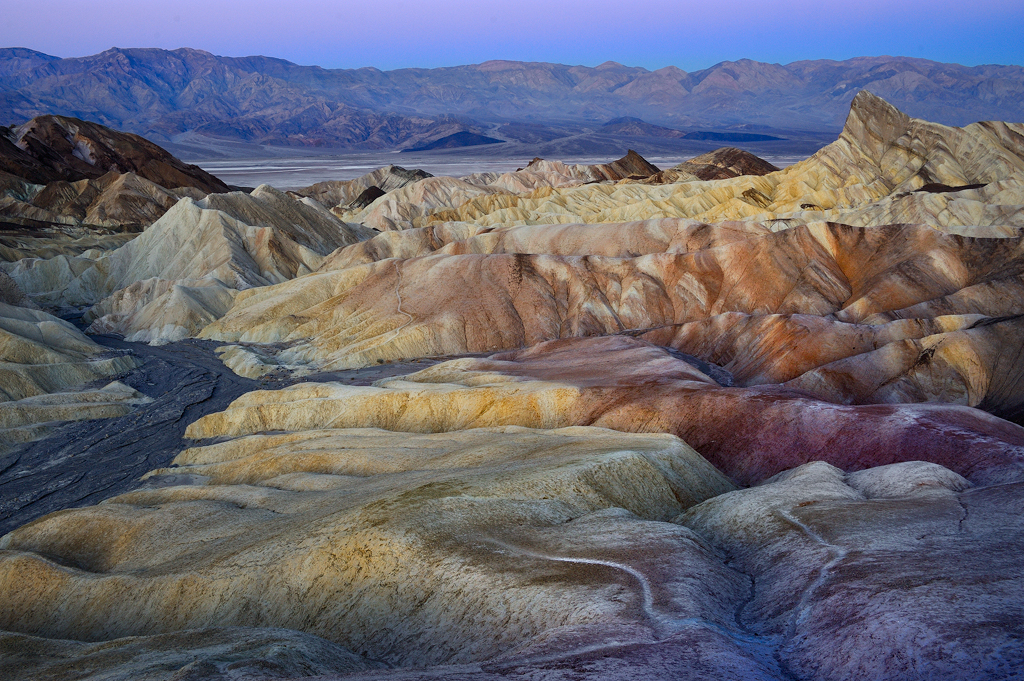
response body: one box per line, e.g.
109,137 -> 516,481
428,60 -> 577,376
0,90 -> 1023,680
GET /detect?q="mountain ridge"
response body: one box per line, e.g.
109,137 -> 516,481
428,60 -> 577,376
1,47 -> 1022,153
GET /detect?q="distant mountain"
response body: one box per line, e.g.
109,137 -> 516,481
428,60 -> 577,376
1,48 -> 1021,152
599,117 -> 686,138
0,48 -> 58,79
403,131 -> 505,152
681,131 -> 784,142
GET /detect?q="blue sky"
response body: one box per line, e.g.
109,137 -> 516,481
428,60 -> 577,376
3,0 -> 1023,70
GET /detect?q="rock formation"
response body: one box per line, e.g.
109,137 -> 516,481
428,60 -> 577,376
333,150 -> 667,231
290,165 -> 433,211
662,146 -> 780,181
185,335 -> 1024,486
413,92 -> 1024,231
0,302 -> 136,403
1,115 -> 228,193
0,380 -> 151,455
3,343 -> 1021,679
0,268 -> 34,307
2,92 -> 1024,680
4,184 -> 374,342
200,220 -> 1024,421
1,170 -> 204,236
0,116 -> 236,262
0,295 -> 140,452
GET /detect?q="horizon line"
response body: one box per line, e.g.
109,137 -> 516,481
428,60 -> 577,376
3,45 -> 1020,74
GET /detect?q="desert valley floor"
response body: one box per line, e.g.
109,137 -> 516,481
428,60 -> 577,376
0,90 -> 1023,680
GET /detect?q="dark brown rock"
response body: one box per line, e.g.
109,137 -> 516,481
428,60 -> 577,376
671,147 -> 780,180
1,116 -> 229,193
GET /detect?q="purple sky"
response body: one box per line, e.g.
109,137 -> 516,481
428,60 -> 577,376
3,0 -> 1023,70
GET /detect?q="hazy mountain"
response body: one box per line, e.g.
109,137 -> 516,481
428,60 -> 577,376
1,48 -> 1022,152
403,131 -> 506,152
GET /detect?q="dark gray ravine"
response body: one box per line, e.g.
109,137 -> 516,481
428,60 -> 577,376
0,333 -> 446,536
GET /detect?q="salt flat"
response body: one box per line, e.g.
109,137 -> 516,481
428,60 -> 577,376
189,152 -> 808,190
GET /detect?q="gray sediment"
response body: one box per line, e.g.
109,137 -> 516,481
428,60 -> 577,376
0,332 -> 449,536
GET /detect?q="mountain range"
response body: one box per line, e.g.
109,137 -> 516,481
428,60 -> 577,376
1,47 -> 1023,155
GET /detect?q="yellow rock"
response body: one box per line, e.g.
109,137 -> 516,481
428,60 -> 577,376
420,93 -> 1024,231
0,381 -> 152,454
0,302 -> 138,404
0,425 -> 734,666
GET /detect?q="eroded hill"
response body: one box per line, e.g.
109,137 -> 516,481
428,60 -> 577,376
1,93 -> 1023,681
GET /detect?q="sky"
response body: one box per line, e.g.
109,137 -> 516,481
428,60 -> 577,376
2,0 -> 1023,71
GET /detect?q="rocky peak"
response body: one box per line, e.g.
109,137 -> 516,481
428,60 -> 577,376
671,147 -> 780,180
840,90 -> 913,164
607,149 -> 661,178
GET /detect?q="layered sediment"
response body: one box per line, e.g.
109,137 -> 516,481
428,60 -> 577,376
2,92 -> 1024,680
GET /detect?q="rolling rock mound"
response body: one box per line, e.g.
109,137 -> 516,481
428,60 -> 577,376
203,221 -> 1024,424
333,150 -> 666,231
0,427 -> 738,668
0,272 -> 140,452
2,340 -> 1021,679
187,335 -> 1024,487
3,185 -> 374,343
3,92 -> 1024,679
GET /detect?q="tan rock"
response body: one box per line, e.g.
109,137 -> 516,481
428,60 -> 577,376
4,171 -> 185,230
0,426 -> 735,666
424,93 -> 1024,232
0,381 -> 152,454
291,164 -> 432,209
0,302 -> 137,403
4,185 -> 373,342
339,176 -> 510,231
0,269 -> 35,308
0,302 -> 142,451
85,278 -> 239,345
202,223 -> 1024,376
328,151 -> 665,232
